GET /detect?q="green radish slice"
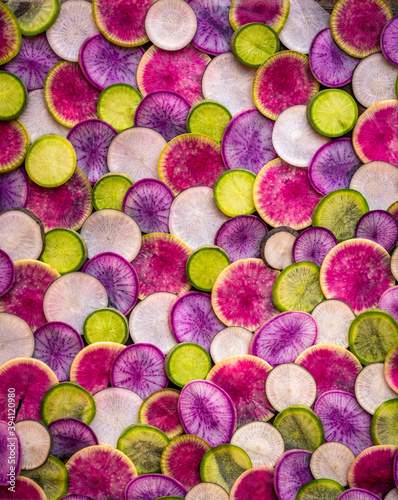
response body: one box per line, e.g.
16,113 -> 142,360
231,23 -> 279,67
230,422 -> 284,467
355,363 -> 398,415
185,483 -> 228,500
97,83 -> 142,132
0,477 -> 46,499
0,3 -> 21,65
388,201 -> 398,223
0,312 -> 34,365
83,307 -> 128,344
371,399 -> 398,445
118,424 -> 169,475
229,0 -> 289,33
312,189 -> 369,242
308,90 -> 358,138
385,344 -> 398,393
210,327 -> 252,365
5,0 -> 60,36
297,479 -> 344,499
229,466 -> 278,500
41,229 -> 87,275
0,120 -> 29,172
311,299 -> 355,348
165,343 -> 212,387
0,71 -> 27,120
260,227 -> 298,271
187,100 -> 231,142
310,442 -> 355,487
21,456 -> 69,500
92,172 -> 134,211
214,169 -> 256,217
15,420 -> 52,470
186,246 -> 230,292
200,444 -> 252,493
139,389 -> 183,440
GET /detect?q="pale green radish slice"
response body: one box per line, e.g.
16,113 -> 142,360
98,83 -> 142,132
355,363 -> 398,415
5,0 -> 60,36
15,420 -> 52,470
92,172 -> 134,211
371,399 -> 398,445
311,299 -> 355,348
297,478 -> 344,499
310,442 -> 355,487
187,100 -> 231,142
0,71 -> 27,120
165,342 -> 212,387
214,169 -> 256,217
210,327 -> 252,364
83,308 -> 128,344
19,455 -> 69,500
40,229 -> 87,275
186,246 -> 230,292
231,23 -> 279,67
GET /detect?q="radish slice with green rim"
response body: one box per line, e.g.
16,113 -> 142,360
382,16 -> 398,66
0,420 -> 21,485
185,483 -> 228,500
392,248 -> 398,281
0,251 -> 14,297
214,170 -> 255,217
231,23 -> 279,68
297,479 -> 344,499
5,0 -> 60,36
0,167 -> 28,211
41,229 -> 87,275
15,420 -> 52,470
386,490 -> 398,500
48,419 -> 98,462
125,475 -> 187,500
83,308 -> 128,344
311,299 -> 355,348
229,466 -> 278,500
0,72 -> 27,120
293,227 -> 337,267
187,246 -> 230,292
0,3 -> 21,65
92,172 -> 134,211
310,442 -> 355,486
355,363 -> 398,415
229,0 -> 289,33
139,389 -> 183,440
385,344 -> 398,393
166,343 -> 212,387
210,327 -> 252,364
339,489 -> 381,500
260,227 -> 297,271
97,83 -> 142,132
0,311 -> 33,365
187,100 -> 231,142
274,450 -> 314,500
355,210 -> 398,252
0,120 -> 29,173
0,477 -> 46,500
371,399 -> 398,445
20,455 -> 69,500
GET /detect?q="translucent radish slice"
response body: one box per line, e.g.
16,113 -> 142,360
355,363 -> 397,415
0,420 -> 21,485
309,28 -> 359,88
0,477 -> 46,500
0,251 -> 14,297
206,355 -> 274,427
380,287 -> 398,323
314,390 -> 373,456
229,466 -> 277,500
33,322 -> 83,382
186,483 -> 228,500
0,260 -> 60,332
339,489 -> 381,500
137,44 -> 210,106
90,388 -> 142,447
355,210 -> 398,252
293,227 -> 337,267
382,16 -> 398,66
229,0 -> 289,33
310,442 -> 355,487
265,363 -> 317,412
295,345 -> 362,399
0,3 -> 21,66
231,422 -> 284,467
48,418 -> 99,461
274,450 -> 314,500
139,389 -> 183,439
0,167 -> 28,211
311,299 -> 355,348
210,327 -> 252,364
0,312 -> 33,364
0,120 -> 29,174
260,227 -> 297,271
15,420 -> 51,470
125,475 -> 187,500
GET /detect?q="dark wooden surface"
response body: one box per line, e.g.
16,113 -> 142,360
315,0 -> 398,10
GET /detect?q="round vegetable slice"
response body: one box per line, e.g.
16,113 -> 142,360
0,120 -> 29,173
166,343 -> 211,387
48,418 -> 98,462
0,3 -> 21,65
186,246 -> 230,292
274,450 -> 314,500
0,167 -> 28,212
382,16 -> 398,66
83,308 -> 128,344
297,479 -> 344,500
260,227 -> 297,271
0,312 -> 34,365
386,490 -> 398,500
0,420 -> 21,485
210,327 -> 252,364
0,71 -> 27,120
0,251 -> 14,297
311,299 -> 355,348
229,466 -> 278,500
92,172 -> 134,211
231,23 -> 279,68
310,442 -> 355,486
392,248 -> 398,282
339,489 -> 381,500
214,169 -> 255,217
293,227 -> 337,268
356,210 -> 398,252
125,475 -> 187,500
97,83 -> 142,132
371,399 -> 398,445
229,0 -> 289,33
139,389 -> 183,440
15,420 -> 51,470
355,363 -> 398,415
385,344 -> 398,393
0,477 -> 46,499
21,456 -> 68,500
187,100 -> 231,142
6,0 -> 59,36
41,229 -> 87,275
185,483 -> 228,500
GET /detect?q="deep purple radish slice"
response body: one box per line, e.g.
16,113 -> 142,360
178,380 -> 237,447
48,418 -> 98,462
206,355 -> 274,427
293,228 -> 337,267
125,474 -> 187,500
230,466 -> 278,500
0,251 -> 14,297
229,0 -> 289,32
295,345 -> 362,399
314,390 -> 373,456
33,322 -> 83,383
0,167 -> 29,211
79,33 -> 144,91
139,389 -> 184,440
274,450 -> 314,500
382,16 -> 398,66
0,120 -> 29,174
60,496 -> 94,500
0,477 -> 46,500
339,489 -> 381,499
380,287 -> 398,323
355,210 -> 398,252
0,420 -> 21,485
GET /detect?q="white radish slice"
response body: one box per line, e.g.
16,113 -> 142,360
129,292 -> 177,355
15,420 -> 51,470
107,127 -> 167,181
19,89 -> 69,143
392,247 -> 398,281
0,313 -> 34,365
310,442 -> 355,487
43,272 -> 108,334
0,209 -> 45,262
89,387 -> 143,448
355,363 -> 398,415
210,327 -> 252,364
201,52 -> 256,116
349,161 -> 398,211
186,483 -> 229,500
352,53 -> 398,109
46,0 -> 98,62
279,0 -> 330,54
265,363 -> 317,412
272,105 -> 331,168
145,0 -> 197,51
80,209 -> 142,261
169,186 -> 229,250
311,299 -> 355,348
386,489 -> 398,500
230,422 -> 284,467
260,227 -> 297,271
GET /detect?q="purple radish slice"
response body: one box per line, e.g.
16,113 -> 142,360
250,312 -> 318,366
274,450 -> 314,500
178,380 -> 236,447
382,16 -> 398,66
0,120 -> 29,173
339,489 -> 381,500
0,260 -> 60,332
229,0 -> 289,33
355,210 -> 398,252
0,419 -> 21,485
0,312 -> 34,365
66,445 -> 137,500
82,252 -> 139,315
111,343 -> 168,400
309,28 -> 359,88
134,91 -> 190,142
210,327 -> 252,364
33,322 -> 84,383
314,390 -> 373,456
293,227 -> 338,267
0,476 -> 46,499
48,418 -> 99,462
61,497 -> 94,500
380,286 -> 398,323
137,44 -> 210,106
15,420 -> 51,470
229,466 -> 278,500
123,179 -> 174,234
260,227 -> 298,271
310,442 -> 355,487
139,389 -> 184,440
295,344 -> 362,400
0,167 -> 29,211
70,342 -> 125,395
67,119 -> 117,185
355,363 -> 398,415
169,291 -> 225,353
308,138 -> 362,196
186,483 -> 228,499
311,299 -> 355,348
0,251 -> 14,297
386,490 -> 398,500
206,355 -> 274,427
125,474 -> 187,500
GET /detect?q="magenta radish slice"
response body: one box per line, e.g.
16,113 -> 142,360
48,418 -> 99,461
274,450 -> 314,500
0,167 -> 29,211
221,107 -> 277,175
111,343 -> 168,399
82,252 -> 139,315
0,420 -> 21,485
188,0 -> 233,56
134,91 -> 190,142
385,345 -> 398,393
169,292 -> 224,352
0,250 -> 14,297
250,312 -> 318,366
314,390 -> 373,456
33,322 -> 83,383
355,210 -> 398,252
339,490 -> 380,500
229,0 -> 289,32
230,466 -> 278,500
123,179 -> 174,234
79,33 -> 144,91
0,477 -> 46,500
379,287 -> 398,323
125,475 -> 187,500
382,16 -> 398,66
0,120 -> 29,173
139,389 -> 183,439
293,227 -> 337,267
67,119 -> 117,185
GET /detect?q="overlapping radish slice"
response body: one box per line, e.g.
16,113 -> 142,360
230,466 -> 278,500
356,363 -> 398,415
260,227 -> 297,271
48,418 -> 98,462
0,312 -> 34,366
186,483 -> 229,500
311,299 -> 355,348
210,327 -> 252,364
125,475 -> 187,500
274,450 -> 314,500
0,167 -> 29,211
386,490 -> 398,500
293,228 -> 337,268
139,389 -> 183,439
356,211 -> 398,252
20,455 -> 69,500
0,477 -> 46,499
382,16 -> 398,66
15,419 -> 51,470
385,344 -> 398,394
229,0 -> 289,32
0,420 -> 21,485
339,489 -> 381,499
310,442 -> 355,487
0,120 -> 29,174
0,251 -> 14,297
0,3 -> 21,65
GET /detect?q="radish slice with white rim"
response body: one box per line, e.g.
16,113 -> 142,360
186,482 -> 229,500
210,327 -> 252,364
0,313 -> 34,365
15,420 -> 52,470
355,363 -> 398,415
310,442 -> 355,487
311,299 -> 355,348
260,226 -> 298,271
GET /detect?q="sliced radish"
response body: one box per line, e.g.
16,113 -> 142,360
355,210 -> 398,252
125,475 -> 187,500
185,483 -> 228,500
20,455 -> 68,500
356,363 -> 398,415
48,418 -> 98,462
380,286 -> 398,323
210,327 -> 252,364
311,299 -> 355,348
310,442 -> 355,487
297,479 -> 344,499
0,477 -> 46,499
0,251 -> 14,298
229,0 -> 289,33
0,120 -> 29,174
0,3 -> 21,66
274,450 -> 314,500
382,16 -> 398,66
15,420 -> 51,470
339,489 -> 381,500
229,466 -> 278,500
293,227 -> 337,267
260,227 -> 297,271
386,490 -> 398,500
0,420 -> 21,485
139,389 -> 183,439
0,311 -> 34,366
0,167 -> 29,212
385,344 -> 398,393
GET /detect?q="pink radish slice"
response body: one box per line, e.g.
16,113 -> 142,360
0,120 -> 29,173
0,420 -> 21,485
379,287 -> 398,323
382,16 -> 398,66
48,418 -> 99,461
385,344 -> 398,393
0,167 -> 29,211
139,389 -> 183,439
178,380 -> 237,447
229,0 -> 289,32
293,227 -> 337,267
0,250 -> 14,297
0,477 -> 46,499
125,475 -> 187,500
230,466 -> 278,500
274,450 -> 314,500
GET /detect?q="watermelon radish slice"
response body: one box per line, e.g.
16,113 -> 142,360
355,210 -> 398,252
339,490 -> 381,500
0,3 -> 21,65
389,202 -> 398,223
125,475 -> 187,500
66,445 -> 137,499
293,228 -> 337,267
229,466 -> 278,500
139,389 -> 183,440
0,120 -> 29,173
229,0 -> 289,32
186,483 -> 228,500
5,0 -> 60,37
320,239 -> 394,314
0,419 -> 21,485
0,260 -> 60,332
48,418 -> 99,462
382,16 -> 398,66
260,227 -> 297,271
274,450 -> 314,500
0,476 -> 46,499
160,434 -> 211,490
0,312 -> 34,365
14,420 -> 51,470
188,0 -> 233,56
355,363 -> 398,415
70,342 -> 125,395
371,399 -> 398,445
20,455 -> 69,500
311,299 -> 355,348
137,44 -> 210,106
210,327 -> 252,364
392,248 -> 398,282
33,322 -> 83,382
385,344 -> 398,393
310,442 -> 355,486
0,251 -> 14,297
0,167 -> 29,211
295,345 -> 362,399
297,479 -> 344,499
206,355 -> 274,427
309,28 -> 359,88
